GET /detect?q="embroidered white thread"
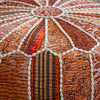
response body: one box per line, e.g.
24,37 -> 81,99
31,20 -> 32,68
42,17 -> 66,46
58,54 -> 64,100
1,0 -> 37,8
1,1 -> 100,100
65,15 -> 100,26
89,54 -> 94,100
44,18 -> 48,48
0,5 -> 33,9
57,0 -> 76,8
18,18 -> 43,50
28,58 -> 32,100
0,13 -> 29,18
0,13 -> 31,22
66,14 -> 100,19
0,17 -> 33,43
51,17 -> 76,49
58,17 -> 99,45
62,3 -> 100,9
0,16 -> 33,27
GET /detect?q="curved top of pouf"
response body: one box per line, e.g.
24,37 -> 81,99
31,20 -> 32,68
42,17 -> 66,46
0,0 -> 100,100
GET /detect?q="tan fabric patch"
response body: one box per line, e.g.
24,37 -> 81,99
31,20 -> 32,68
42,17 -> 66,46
62,51 -> 91,100
47,19 -> 72,54
0,52 -> 29,100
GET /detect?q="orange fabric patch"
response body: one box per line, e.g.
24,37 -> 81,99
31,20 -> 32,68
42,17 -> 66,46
62,51 -> 91,100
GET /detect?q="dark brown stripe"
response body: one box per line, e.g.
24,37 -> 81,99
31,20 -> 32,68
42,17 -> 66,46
33,56 -> 35,100
38,54 -> 40,100
42,51 -> 45,100
46,51 -> 50,99
52,55 -> 55,100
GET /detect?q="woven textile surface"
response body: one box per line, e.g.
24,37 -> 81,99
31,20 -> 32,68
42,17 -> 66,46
0,0 -> 100,100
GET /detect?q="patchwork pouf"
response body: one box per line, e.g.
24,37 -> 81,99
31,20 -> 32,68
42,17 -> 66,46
0,0 -> 100,100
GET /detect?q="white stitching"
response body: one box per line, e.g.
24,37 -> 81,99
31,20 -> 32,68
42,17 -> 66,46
2,50 -> 17,58
58,54 -> 63,100
67,8 -> 100,11
66,14 -> 100,19
0,17 -> 33,43
0,9 -> 31,13
33,0 -> 43,7
0,13 -> 31,22
18,50 -> 31,58
0,1 -> 100,100
89,53 -> 94,100
62,3 -> 100,9
64,15 -> 100,26
44,18 -> 48,48
28,57 -> 32,100
58,17 -> 99,45
0,5 -> 33,9
57,0 -> 76,8
46,0 -> 49,6
51,17 -> 76,49
0,13 -> 29,18
65,11 -> 100,15
0,53 -> 2,63
52,0 -> 61,7
18,18 -> 43,50
0,0 -> 37,8
0,16 -> 32,27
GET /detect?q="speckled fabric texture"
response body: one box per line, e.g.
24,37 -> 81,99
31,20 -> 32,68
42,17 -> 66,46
0,0 -> 100,100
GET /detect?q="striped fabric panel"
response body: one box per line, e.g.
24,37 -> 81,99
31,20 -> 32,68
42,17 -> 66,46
31,51 -> 60,100
20,19 -> 45,55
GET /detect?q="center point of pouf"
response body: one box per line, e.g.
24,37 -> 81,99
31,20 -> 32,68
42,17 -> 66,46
31,7 -> 62,18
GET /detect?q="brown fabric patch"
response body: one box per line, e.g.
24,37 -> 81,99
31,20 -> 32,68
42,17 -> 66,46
34,7 -> 62,17
0,8 -> 28,12
0,52 -> 29,100
67,15 -> 100,25
69,4 -> 100,9
47,19 -> 72,54
15,0 -> 39,6
61,0 -> 95,8
0,15 -> 25,26
0,11 -> 30,16
68,13 -> 100,18
92,46 -> 100,100
0,14 -> 23,21
55,18 -> 97,51
62,51 -> 91,100
0,2 -> 34,8
0,18 -> 38,55
67,9 -> 100,14
61,16 -> 100,42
